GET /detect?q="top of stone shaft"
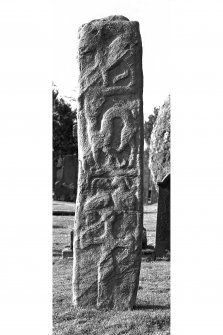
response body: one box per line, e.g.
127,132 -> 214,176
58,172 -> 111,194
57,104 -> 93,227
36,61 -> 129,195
78,15 -> 136,35
92,15 -> 129,22
78,15 -> 140,50
81,15 -> 129,27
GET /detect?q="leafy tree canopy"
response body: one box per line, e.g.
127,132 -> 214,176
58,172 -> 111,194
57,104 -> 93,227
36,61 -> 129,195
53,83 -> 77,158
149,96 -> 171,189
144,107 -> 159,147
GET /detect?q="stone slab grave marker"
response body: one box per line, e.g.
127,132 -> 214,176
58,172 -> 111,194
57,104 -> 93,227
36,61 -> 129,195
54,154 -> 78,202
155,174 -> 170,258
73,15 -> 143,310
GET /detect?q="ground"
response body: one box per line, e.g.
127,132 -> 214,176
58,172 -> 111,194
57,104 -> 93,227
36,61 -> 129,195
53,202 -> 170,335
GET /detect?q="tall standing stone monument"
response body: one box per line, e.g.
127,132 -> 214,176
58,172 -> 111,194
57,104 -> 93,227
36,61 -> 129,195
73,15 -> 144,310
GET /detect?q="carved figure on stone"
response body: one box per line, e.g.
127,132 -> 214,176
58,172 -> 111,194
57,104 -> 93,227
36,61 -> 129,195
111,176 -> 137,211
78,20 -> 138,96
84,178 -> 112,211
86,99 -> 140,168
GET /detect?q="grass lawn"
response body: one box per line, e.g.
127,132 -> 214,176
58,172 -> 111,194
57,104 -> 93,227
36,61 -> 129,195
53,204 -> 170,335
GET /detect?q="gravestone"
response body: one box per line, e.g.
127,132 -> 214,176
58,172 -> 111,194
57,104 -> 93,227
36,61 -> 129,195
63,155 -> 78,187
73,15 -> 144,310
55,156 -> 63,181
54,154 -> 78,202
62,230 -> 74,259
143,150 -> 150,204
155,174 -> 170,258
150,183 -> 158,204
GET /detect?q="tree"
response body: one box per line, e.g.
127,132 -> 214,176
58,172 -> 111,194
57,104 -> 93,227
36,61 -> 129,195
144,107 -> 159,147
53,84 -> 78,159
149,96 -> 170,190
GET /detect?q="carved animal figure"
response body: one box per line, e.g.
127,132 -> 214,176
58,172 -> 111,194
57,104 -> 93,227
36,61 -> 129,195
86,99 -> 140,168
111,176 -> 137,211
84,178 -> 112,212
79,21 -> 138,95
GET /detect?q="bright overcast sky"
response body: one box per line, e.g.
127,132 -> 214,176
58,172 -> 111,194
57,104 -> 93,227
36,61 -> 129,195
52,0 -> 171,119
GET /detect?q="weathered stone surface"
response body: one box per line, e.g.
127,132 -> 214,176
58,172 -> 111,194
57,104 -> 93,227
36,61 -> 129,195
149,96 -> 170,192
73,16 -> 143,310
155,174 -> 170,258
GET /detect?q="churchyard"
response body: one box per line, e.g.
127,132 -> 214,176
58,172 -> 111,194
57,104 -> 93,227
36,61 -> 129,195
53,202 -> 170,335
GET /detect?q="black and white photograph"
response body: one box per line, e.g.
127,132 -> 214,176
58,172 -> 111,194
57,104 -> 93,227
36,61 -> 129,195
52,2 -> 170,334
1,1 -> 223,335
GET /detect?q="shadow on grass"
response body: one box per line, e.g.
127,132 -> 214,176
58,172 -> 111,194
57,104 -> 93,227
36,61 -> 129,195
134,304 -> 170,311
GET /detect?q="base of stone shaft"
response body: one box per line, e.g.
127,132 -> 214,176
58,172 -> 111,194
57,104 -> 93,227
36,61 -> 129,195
72,261 -> 141,310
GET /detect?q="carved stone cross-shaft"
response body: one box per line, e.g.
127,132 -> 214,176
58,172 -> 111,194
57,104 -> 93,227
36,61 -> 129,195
73,15 -> 144,310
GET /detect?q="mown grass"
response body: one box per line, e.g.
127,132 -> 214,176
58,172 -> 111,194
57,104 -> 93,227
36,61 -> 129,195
53,204 -> 170,335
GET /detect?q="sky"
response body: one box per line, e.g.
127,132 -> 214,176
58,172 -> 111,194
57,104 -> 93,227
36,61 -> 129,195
52,0 -> 171,119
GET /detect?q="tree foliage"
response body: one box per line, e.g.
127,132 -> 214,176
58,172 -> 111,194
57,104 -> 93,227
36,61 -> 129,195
53,84 -> 78,158
149,96 -> 170,190
144,107 -> 159,147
